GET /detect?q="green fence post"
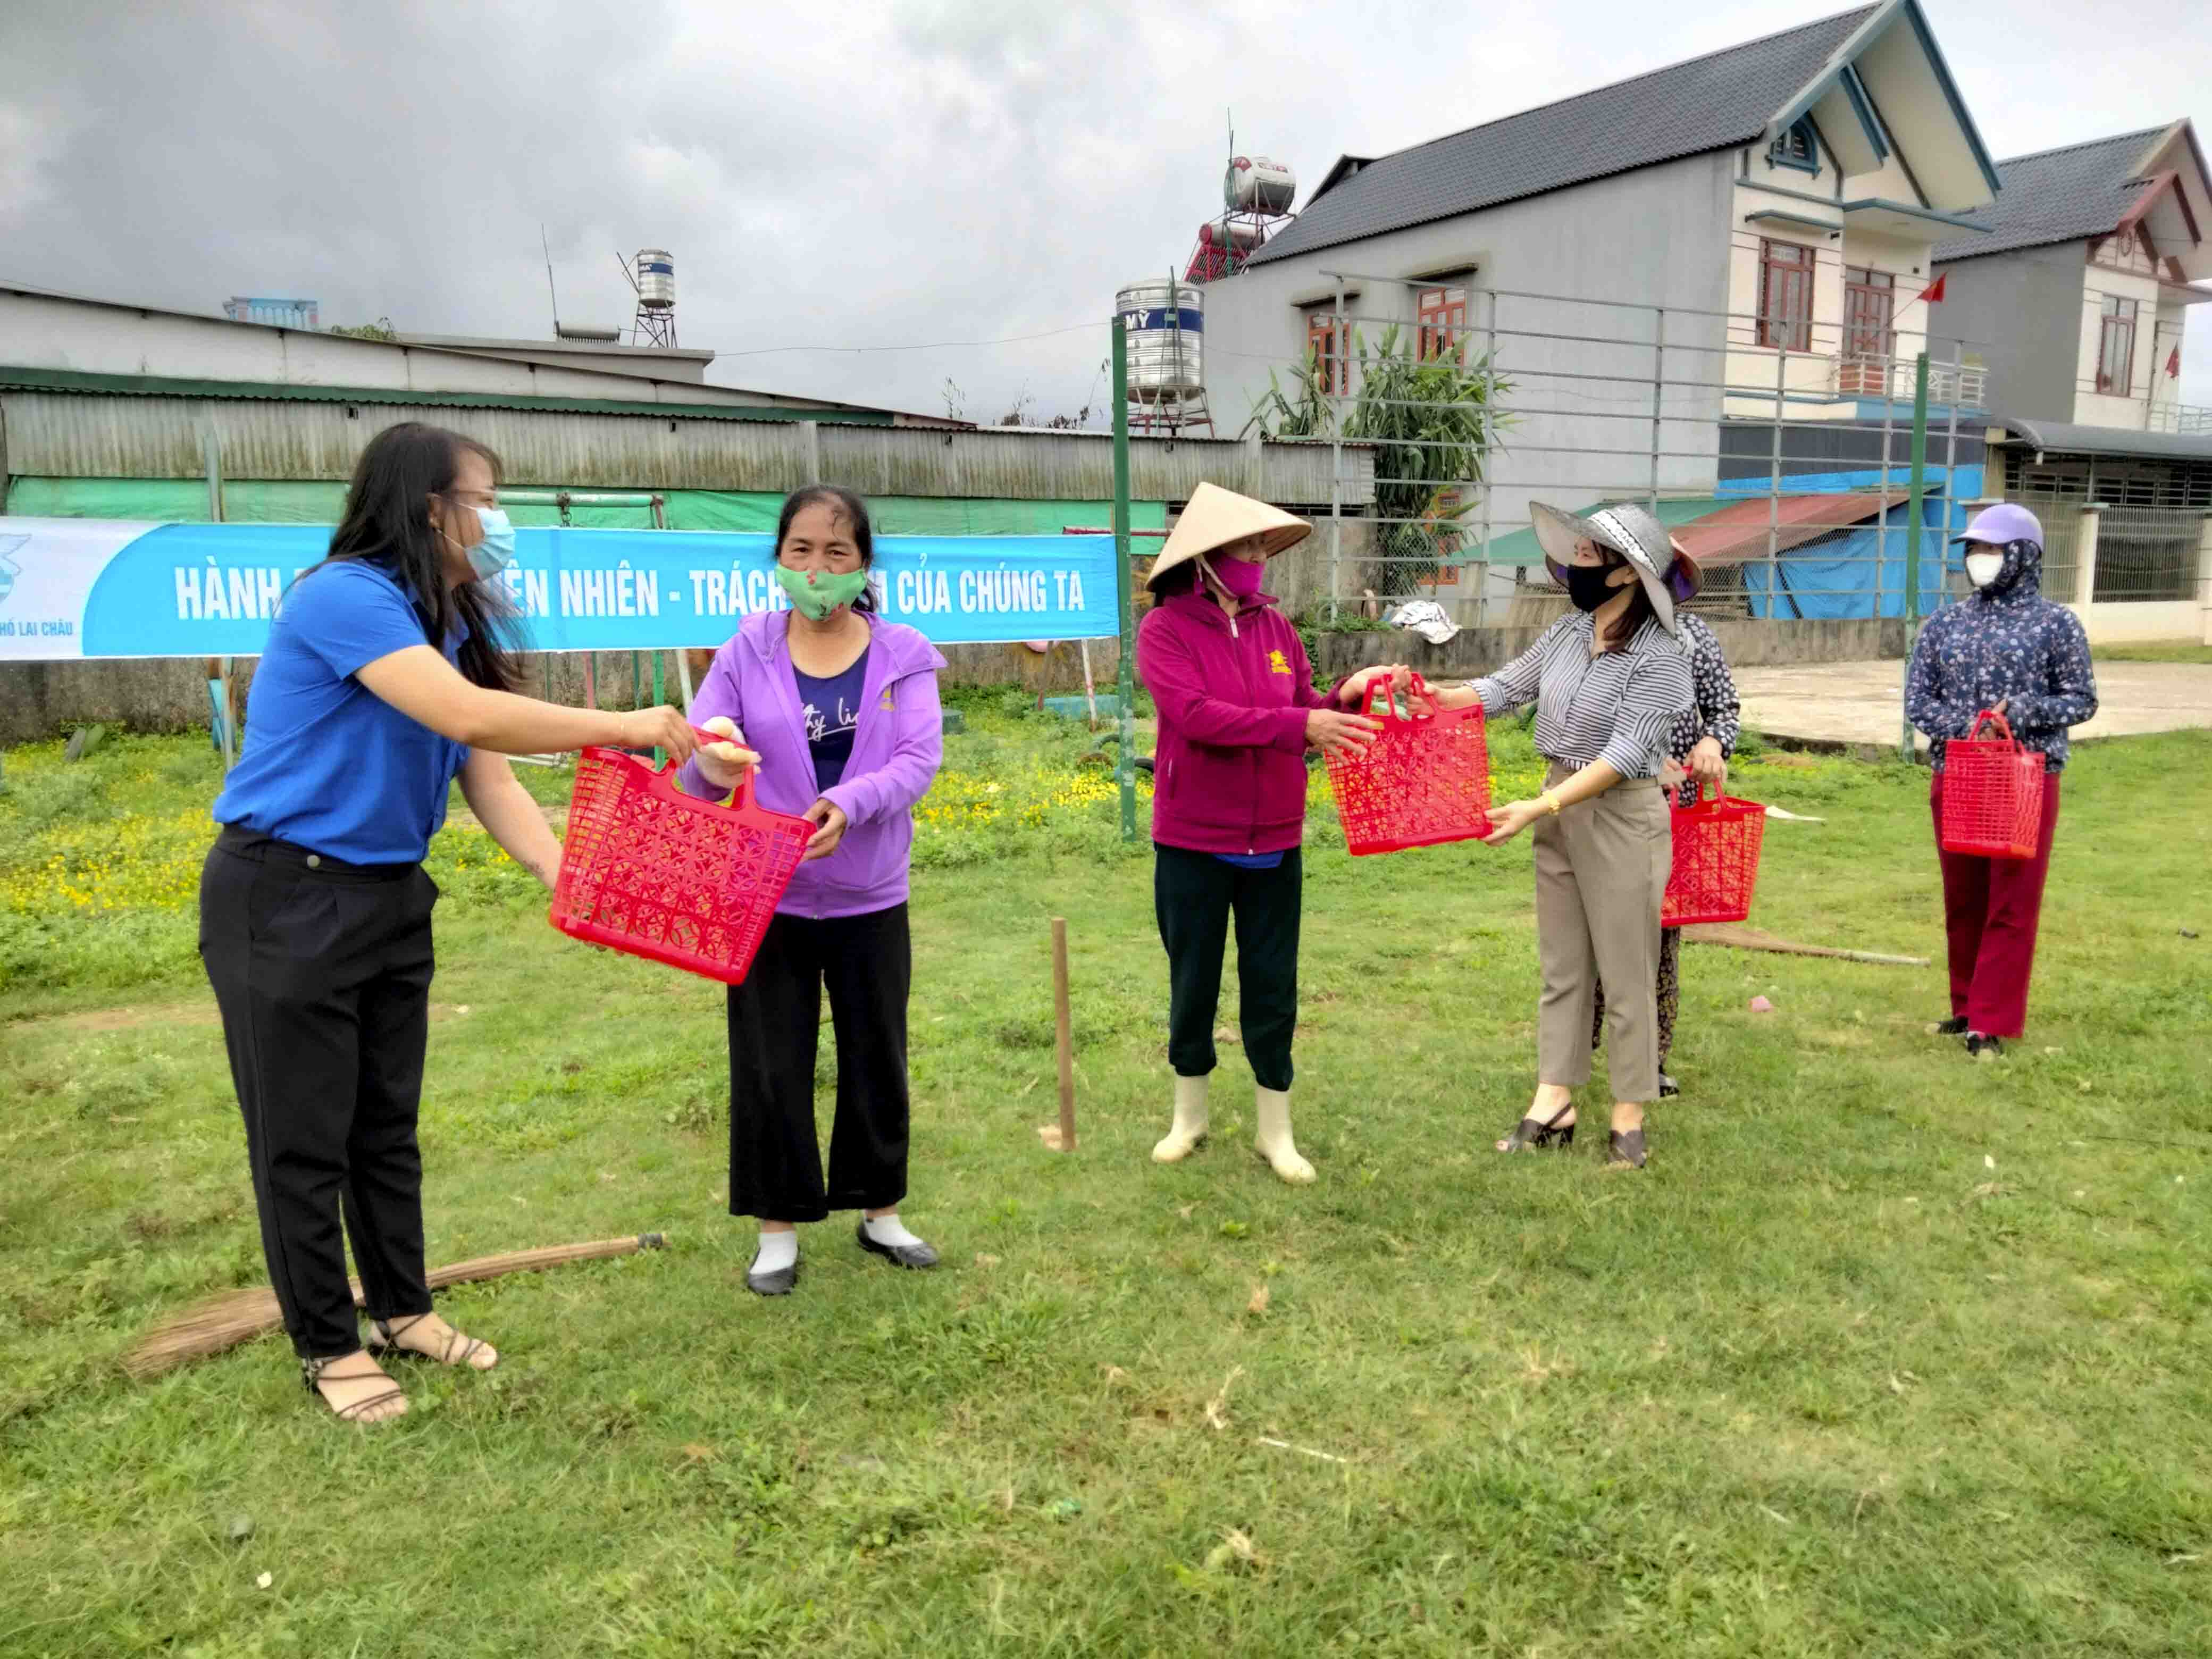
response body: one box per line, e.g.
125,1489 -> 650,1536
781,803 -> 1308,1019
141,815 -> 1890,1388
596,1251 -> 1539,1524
1112,316 -> 1137,844
1900,351 -> 1931,763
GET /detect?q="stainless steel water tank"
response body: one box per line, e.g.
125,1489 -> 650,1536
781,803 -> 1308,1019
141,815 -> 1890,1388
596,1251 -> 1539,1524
1115,279 -> 1203,401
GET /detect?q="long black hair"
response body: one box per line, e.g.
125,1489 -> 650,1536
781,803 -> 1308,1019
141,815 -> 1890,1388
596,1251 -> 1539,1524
774,484 -> 878,613
316,421 -> 524,690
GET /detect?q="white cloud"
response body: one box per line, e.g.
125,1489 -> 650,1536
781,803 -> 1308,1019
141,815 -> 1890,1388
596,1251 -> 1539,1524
2,0 -> 2208,416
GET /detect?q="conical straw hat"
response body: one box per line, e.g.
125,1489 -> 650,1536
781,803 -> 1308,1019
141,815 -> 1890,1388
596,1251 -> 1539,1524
1145,482 -> 1311,590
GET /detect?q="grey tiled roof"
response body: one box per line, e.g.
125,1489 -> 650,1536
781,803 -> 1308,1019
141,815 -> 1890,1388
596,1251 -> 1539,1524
1931,129 -> 2165,263
1246,6 -> 1878,269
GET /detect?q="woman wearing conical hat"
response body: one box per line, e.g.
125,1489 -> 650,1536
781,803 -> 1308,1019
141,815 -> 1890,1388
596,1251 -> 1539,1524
1135,483 -> 1406,1183
1422,501 -> 1697,1168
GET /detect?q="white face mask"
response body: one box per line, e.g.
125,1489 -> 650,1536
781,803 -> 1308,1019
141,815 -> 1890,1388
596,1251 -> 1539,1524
1964,550 -> 2005,589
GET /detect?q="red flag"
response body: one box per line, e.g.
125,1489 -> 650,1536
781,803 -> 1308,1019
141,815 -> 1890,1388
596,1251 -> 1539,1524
1916,272 -> 1948,305
2167,346 -> 2182,379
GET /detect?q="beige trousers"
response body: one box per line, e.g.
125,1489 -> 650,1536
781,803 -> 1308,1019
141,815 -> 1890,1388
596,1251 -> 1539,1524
1532,763 -> 1672,1104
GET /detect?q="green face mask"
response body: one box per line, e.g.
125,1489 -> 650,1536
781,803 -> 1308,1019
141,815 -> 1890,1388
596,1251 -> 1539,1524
776,564 -> 870,621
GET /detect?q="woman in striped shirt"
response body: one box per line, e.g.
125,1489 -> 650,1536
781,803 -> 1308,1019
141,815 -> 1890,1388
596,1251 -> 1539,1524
1424,503 -> 1696,1168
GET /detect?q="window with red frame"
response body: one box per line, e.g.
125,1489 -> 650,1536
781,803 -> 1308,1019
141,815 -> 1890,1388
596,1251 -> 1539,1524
2097,295 -> 2138,395
1415,284 -> 1467,360
1306,309 -> 1346,395
1757,240 -> 1816,352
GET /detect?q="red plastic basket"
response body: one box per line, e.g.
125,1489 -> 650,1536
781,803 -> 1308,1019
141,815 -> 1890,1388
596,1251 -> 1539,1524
1326,673 -> 1492,856
549,735 -> 812,985
1940,708 -> 2045,860
1661,781 -> 1767,927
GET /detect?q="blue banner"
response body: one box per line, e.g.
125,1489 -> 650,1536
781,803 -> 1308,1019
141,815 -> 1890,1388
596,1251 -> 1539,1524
0,520 -> 1125,660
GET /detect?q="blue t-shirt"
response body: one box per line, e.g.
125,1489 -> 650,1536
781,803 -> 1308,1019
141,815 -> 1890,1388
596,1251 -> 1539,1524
212,561 -> 470,865
793,647 -> 869,792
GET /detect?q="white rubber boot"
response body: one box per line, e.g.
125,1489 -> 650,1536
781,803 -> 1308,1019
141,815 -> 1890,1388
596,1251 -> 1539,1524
1253,1087 -> 1315,1184
1151,1075 -> 1210,1163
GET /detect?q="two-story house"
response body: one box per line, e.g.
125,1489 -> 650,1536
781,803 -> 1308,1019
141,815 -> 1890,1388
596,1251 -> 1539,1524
1926,123 -> 2212,639
1200,0 -> 2002,571
1930,121 -> 2211,435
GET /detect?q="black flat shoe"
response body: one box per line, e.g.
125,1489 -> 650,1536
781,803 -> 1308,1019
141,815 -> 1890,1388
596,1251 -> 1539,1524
1606,1129 -> 1648,1169
1966,1034 -> 2004,1062
1657,1073 -> 1680,1099
745,1251 -> 798,1296
1927,1017 -> 1969,1037
1498,1106 -> 1575,1153
856,1222 -> 938,1270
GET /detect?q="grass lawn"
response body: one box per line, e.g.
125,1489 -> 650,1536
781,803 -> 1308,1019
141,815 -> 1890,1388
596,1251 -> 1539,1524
2092,642 -> 2212,665
3,704 -> 2210,1656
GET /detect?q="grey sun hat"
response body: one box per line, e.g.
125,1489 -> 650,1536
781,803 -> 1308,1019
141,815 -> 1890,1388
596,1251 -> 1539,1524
1528,500 -> 1684,636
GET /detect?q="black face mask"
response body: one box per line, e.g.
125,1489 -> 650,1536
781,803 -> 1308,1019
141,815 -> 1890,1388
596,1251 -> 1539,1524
1565,563 -> 1620,612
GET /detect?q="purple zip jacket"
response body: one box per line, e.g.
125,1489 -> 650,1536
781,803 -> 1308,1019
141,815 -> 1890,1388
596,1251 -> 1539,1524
677,610 -> 947,919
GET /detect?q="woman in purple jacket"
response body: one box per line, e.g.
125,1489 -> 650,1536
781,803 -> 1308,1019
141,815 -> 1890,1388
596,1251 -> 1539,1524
1136,484 -> 1400,1184
680,487 -> 948,1296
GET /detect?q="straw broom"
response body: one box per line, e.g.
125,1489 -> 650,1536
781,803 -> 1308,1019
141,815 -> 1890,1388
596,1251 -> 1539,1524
122,1233 -> 667,1382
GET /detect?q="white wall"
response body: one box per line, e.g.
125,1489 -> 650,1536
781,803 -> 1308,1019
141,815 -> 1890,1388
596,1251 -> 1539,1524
1204,150 -> 1737,550
1721,131 -> 1950,420
2069,599 -> 2199,643
2075,264 -> 2166,426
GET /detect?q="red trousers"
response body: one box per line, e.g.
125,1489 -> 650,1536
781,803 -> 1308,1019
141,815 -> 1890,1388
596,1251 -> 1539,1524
1929,772 -> 2062,1040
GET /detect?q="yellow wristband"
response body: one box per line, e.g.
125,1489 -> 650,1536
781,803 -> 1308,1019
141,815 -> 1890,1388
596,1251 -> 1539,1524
1543,791 -> 1562,816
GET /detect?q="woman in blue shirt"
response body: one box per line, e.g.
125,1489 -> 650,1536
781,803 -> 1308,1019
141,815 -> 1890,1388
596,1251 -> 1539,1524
200,422 -> 706,1424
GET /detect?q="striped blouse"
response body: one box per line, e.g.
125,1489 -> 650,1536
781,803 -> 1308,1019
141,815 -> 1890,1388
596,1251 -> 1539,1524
1470,613 -> 1694,780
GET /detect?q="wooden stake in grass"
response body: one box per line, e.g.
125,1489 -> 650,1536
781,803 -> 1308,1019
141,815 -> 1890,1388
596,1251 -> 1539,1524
122,1233 -> 667,1381
1038,917 -> 1078,1152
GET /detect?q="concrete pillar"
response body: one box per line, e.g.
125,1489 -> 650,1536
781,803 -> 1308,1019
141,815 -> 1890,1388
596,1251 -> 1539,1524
2198,511 -> 2212,647
2074,503 -> 2104,608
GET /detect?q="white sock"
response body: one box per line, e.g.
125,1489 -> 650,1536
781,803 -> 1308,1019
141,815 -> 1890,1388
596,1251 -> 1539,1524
752,1229 -> 799,1273
863,1213 -> 926,1249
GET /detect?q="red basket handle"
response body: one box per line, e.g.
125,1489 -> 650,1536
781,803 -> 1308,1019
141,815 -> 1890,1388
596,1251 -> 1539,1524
1965,708 -> 2015,743
1361,671 -> 1440,722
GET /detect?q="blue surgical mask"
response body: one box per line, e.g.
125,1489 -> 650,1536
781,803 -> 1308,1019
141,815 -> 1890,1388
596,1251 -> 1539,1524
463,506 -> 516,581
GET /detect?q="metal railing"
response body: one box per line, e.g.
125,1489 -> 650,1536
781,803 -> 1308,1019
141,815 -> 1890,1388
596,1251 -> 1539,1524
1230,278 -> 1991,625
1832,355 -> 1987,408
2142,403 -> 2212,436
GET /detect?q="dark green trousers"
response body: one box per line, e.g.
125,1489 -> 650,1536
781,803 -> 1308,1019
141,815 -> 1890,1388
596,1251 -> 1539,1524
1153,843 -> 1302,1092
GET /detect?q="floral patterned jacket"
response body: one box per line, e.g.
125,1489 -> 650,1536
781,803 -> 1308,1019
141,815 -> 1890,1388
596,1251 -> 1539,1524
1668,615 -> 1741,807
1904,537 -> 2097,772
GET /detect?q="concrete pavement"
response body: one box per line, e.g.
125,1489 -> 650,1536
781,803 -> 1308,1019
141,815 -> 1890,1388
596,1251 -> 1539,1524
1733,659 -> 2212,753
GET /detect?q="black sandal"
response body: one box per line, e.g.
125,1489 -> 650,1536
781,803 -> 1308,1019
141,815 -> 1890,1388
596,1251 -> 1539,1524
1606,1129 -> 1648,1169
1499,1105 -> 1575,1153
367,1313 -> 495,1370
301,1355 -> 407,1423
1927,1016 -> 1968,1037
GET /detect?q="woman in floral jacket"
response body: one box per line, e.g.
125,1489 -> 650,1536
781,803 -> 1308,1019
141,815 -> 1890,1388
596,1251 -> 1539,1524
1905,502 -> 2098,1059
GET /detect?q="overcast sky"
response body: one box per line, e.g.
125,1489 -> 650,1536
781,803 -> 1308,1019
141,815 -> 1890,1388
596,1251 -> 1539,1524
4,0 -> 2208,422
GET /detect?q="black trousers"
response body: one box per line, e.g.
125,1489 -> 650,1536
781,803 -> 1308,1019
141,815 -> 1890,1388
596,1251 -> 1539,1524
726,903 -> 912,1224
198,831 -> 438,1360
1154,843 -> 1302,1093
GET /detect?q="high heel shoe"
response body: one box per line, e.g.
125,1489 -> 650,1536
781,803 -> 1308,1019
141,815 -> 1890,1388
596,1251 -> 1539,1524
1606,1128 -> 1648,1169
1498,1104 -> 1575,1153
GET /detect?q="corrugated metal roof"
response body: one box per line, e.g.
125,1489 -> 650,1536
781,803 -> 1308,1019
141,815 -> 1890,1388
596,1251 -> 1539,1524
1931,128 -> 2166,262
1673,491 -> 1904,565
1247,6 -> 1878,268
0,364 -> 895,424
1989,416 -> 2212,462
1465,491 -> 1902,567
0,388 -> 1372,505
